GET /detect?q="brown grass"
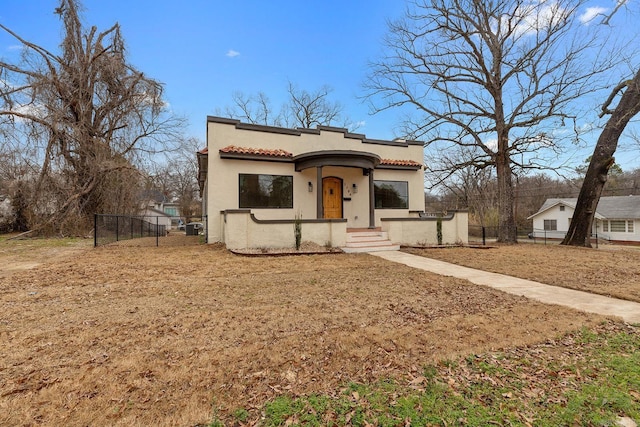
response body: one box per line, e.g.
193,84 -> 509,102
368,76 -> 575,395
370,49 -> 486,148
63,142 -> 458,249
405,243 -> 640,303
0,237 -> 615,426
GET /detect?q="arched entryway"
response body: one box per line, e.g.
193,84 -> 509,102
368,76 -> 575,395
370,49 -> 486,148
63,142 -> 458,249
322,177 -> 343,219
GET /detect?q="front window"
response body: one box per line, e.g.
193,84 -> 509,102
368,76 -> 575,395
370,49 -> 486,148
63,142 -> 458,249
610,220 -> 626,232
543,219 -> 557,231
239,174 -> 293,208
374,180 -> 408,209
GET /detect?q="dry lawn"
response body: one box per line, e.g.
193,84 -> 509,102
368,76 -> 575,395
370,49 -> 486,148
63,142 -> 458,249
0,237 -> 617,426
405,243 -> 640,303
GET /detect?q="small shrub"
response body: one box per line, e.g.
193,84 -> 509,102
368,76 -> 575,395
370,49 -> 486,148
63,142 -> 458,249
294,212 -> 302,250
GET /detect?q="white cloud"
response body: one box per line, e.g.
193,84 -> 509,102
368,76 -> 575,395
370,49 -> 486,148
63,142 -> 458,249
483,138 -> 498,152
226,49 -> 240,58
8,45 -> 22,51
579,6 -> 609,24
496,2 -> 569,39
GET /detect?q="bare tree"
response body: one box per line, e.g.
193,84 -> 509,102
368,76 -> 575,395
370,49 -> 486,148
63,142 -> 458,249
221,82 -> 358,130
562,69 -> 640,246
223,91 -> 284,126
283,82 -> 344,128
0,0 -> 183,234
146,136 -> 203,220
367,0 -> 619,243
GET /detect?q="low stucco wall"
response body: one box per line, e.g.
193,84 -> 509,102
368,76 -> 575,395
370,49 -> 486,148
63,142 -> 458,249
381,210 -> 469,246
222,209 -> 347,250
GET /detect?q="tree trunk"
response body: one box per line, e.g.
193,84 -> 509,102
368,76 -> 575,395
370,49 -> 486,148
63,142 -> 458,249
496,150 -> 517,243
562,69 -> 640,247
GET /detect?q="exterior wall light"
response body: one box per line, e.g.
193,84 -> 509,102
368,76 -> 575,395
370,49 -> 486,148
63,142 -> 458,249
352,183 -> 358,193
308,181 -> 313,192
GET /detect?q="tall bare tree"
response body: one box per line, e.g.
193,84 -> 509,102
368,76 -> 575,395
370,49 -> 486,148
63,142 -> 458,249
0,0 -> 183,234
367,0 -> 619,242
562,69 -> 640,246
562,2 -> 640,247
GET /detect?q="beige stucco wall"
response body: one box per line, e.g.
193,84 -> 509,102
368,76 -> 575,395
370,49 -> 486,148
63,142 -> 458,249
205,118 -> 426,245
222,210 -> 347,250
382,211 -> 469,246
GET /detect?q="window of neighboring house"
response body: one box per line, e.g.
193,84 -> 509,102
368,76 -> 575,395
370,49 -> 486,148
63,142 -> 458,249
603,221 -> 608,232
559,205 -> 565,211
374,180 -> 408,209
543,219 -> 557,231
239,174 -> 293,208
629,221 -> 635,233
610,220 -> 627,232
164,207 -> 178,216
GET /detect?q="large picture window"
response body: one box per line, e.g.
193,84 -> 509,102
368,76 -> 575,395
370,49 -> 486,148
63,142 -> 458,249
239,174 -> 293,208
374,180 -> 408,209
543,219 -> 557,231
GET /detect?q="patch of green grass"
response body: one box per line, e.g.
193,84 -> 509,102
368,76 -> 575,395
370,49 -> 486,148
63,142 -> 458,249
0,234 -> 85,247
213,324 -> 640,426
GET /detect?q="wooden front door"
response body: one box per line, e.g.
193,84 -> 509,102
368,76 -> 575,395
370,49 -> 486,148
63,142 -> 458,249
323,177 -> 343,219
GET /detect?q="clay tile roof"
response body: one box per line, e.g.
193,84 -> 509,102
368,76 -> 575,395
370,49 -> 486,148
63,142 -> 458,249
198,147 -> 208,154
219,145 -> 293,158
380,159 -> 423,167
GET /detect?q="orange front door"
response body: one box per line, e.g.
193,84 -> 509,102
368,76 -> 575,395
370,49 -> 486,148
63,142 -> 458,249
323,177 -> 343,219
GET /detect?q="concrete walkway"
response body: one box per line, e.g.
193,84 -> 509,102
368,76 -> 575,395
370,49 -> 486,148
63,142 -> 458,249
371,250 -> 640,324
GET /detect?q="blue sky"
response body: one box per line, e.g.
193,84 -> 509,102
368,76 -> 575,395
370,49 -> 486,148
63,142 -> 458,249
1,0 -> 638,171
0,0 -> 407,142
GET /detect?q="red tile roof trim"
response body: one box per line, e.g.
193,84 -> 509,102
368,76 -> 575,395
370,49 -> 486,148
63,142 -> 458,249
380,159 -> 422,167
219,145 -> 293,158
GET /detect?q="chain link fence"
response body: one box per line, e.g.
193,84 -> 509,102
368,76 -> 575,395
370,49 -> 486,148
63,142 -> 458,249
94,214 -> 167,247
94,214 -> 208,247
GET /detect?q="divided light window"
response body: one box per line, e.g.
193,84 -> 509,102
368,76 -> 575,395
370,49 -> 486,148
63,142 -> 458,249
239,174 -> 293,208
610,220 -> 626,232
374,180 -> 408,209
543,219 -> 557,231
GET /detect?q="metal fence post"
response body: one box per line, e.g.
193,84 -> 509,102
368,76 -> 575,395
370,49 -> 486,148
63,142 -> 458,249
94,214 -> 98,247
156,216 -> 159,247
482,226 -> 486,246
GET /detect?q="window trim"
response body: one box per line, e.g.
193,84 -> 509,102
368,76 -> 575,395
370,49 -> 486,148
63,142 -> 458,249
543,219 -> 557,231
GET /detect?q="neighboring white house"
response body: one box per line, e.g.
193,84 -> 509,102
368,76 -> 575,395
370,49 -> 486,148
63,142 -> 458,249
528,196 -> 640,243
139,189 -> 182,229
197,116 -> 468,250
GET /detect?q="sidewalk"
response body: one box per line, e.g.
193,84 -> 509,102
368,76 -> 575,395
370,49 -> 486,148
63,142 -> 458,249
370,250 -> 640,324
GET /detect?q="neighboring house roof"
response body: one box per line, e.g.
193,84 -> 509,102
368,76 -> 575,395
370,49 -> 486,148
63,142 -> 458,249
528,196 -> 640,220
142,207 -> 172,217
139,189 -> 167,204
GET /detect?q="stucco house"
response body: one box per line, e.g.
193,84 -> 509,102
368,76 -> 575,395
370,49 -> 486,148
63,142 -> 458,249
197,116 -> 468,251
528,196 -> 640,244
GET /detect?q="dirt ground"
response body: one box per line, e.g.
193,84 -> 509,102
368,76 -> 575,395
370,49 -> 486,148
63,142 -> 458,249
0,236 -> 622,426
405,243 -> 640,303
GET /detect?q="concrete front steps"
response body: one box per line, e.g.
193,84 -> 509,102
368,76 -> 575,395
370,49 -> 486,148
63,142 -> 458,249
342,229 -> 400,253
